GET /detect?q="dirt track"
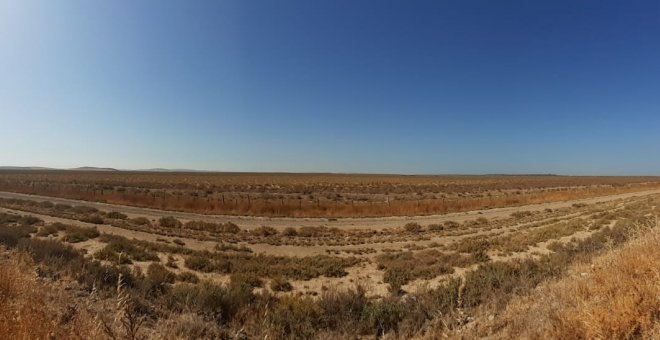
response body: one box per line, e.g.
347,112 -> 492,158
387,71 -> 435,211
1,189 -> 660,230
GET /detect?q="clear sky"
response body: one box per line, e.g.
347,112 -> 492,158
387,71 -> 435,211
1,1 -> 659,175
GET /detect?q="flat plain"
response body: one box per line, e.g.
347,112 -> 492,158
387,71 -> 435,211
0,170 -> 659,339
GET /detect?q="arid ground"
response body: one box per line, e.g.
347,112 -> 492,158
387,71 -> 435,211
0,172 -> 659,339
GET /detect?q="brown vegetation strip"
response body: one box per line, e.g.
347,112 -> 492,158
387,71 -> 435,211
2,170 -> 660,217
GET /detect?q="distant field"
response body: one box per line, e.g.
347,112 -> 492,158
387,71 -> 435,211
1,170 -> 660,217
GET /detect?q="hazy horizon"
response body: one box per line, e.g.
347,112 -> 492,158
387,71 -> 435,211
2,1 -> 659,175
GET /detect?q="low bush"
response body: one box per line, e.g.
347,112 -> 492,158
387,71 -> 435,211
230,273 -> 263,288
81,215 -> 104,224
18,215 -> 42,225
95,236 -> 159,264
427,224 -> 444,231
177,271 -> 200,283
71,205 -> 98,214
159,216 -> 182,228
106,211 -> 128,219
404,223 -> 423,233
184,252 -> 359,280
145,263 -> 176,295
0,225 -> 36,247
383,269 -> 410,295
270,277 -> 293,292
184,220 -> 240,234
131,217 -> 152,226
250,226 -> 278,236
62,225 -> 100,243
377,250 -> 477,283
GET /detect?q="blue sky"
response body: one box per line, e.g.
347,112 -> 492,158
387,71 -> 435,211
1,1 -> 659,175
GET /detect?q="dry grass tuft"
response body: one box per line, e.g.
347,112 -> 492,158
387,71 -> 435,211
490,220 -> 660,339
0,249 -> 101,339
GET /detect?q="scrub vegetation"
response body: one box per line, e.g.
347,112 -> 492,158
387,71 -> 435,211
0,188 -> 658,338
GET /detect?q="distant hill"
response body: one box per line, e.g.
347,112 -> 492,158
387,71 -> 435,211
70,167 -> 119,172
137,168 -> 208,172
0,166 -> 54,171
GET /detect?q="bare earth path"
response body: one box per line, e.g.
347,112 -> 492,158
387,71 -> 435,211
2,189 -> 660,230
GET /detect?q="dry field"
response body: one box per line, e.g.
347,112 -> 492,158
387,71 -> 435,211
2,170 -> 660,217
0,183 -> 659,339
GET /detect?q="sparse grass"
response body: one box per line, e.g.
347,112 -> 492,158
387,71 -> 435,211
377,249 -> 486,289
184,252 -> 360,280
452,218 -> 588,253
0,195 -> 658,339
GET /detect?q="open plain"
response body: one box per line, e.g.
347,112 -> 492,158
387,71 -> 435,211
1,171 -> 659,338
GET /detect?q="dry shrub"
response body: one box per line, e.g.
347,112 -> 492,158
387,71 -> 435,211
159,216 -> 182,228
404,222 -> 424,233
377,249 -> 483,287
0,249 -> 101,339
270,276 -> 293,292
3,172 -> 659,218
492,222 -> 660,339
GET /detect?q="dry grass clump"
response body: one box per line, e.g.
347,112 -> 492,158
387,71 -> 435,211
0,250 -> 100,339
489,220 -> 660,339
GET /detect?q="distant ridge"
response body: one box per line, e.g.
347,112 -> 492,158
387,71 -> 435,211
136,168 -> 209,172
70,167 -> 119,171
0,166 -> 54,171
0,166 -> 204,173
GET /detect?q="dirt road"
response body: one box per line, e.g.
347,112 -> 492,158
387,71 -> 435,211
1,189 -> 659,230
